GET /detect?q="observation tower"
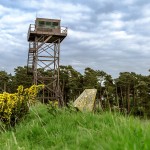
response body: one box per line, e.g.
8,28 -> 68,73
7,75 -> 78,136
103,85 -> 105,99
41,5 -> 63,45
27,18 -> 67,105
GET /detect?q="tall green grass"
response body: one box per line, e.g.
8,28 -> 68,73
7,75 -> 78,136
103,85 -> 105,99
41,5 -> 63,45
0,103 -> 150,150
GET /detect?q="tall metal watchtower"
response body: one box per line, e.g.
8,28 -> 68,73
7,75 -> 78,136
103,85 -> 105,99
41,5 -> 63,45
27,18 -> 67,105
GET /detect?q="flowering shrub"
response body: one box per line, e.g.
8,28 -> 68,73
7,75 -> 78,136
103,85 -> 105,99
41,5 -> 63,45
0,85 -> 44,126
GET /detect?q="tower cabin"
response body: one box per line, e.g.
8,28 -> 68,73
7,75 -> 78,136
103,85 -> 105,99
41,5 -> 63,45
27,18 -> 67,43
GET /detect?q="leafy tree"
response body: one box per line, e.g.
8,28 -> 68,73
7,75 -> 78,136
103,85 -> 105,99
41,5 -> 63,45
10,66 -> 32,92
115,72 -> 137,114
0,71 -> 9,92
103,74 -> 115,110
1,65 -> 150,118
60,65 -> 83,104
83,67 -> 98,89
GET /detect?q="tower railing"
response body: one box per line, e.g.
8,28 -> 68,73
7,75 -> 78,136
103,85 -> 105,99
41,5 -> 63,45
27,24 -> 35,40
28,24 -> 67,40
61,26 -> 68,34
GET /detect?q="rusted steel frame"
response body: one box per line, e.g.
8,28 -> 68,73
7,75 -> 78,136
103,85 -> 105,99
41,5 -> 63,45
38,59 -> 54,61
28,35 -> 62,103
37,62 -> 52,71
37,35 -> 45,42
38,37 -> 61,51
38,80 -> 56,93
37,36 -> 52,50
38,44 -> 53,54
39,61 -> 54,70
57,39 -> 64,106
38,56 -> 55,58
27,18 -> 67,104
38,60 -> 54,68
39,49 -> 53,57
38,42 -> 55,55
33,36 -> 38,85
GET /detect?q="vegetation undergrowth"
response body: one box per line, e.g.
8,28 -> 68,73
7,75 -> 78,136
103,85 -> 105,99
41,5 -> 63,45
1,103 -> 150,150
0,85 -> 44,127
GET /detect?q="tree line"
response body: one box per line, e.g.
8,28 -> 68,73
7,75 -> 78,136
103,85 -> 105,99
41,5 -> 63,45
0,66 -> 150,117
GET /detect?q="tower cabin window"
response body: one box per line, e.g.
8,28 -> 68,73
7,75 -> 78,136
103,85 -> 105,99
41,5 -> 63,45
52,22 -> 59,27
38,21 -> 45,27
37,21 -> 59,29
46,22 -> 51,27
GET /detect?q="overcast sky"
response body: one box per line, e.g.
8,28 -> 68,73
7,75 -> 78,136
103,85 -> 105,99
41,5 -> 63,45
0,0 -> 150,78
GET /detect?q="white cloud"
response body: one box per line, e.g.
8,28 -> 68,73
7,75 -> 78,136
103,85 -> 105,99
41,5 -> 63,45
110,31 -> 134,39
0,0 -> 150,77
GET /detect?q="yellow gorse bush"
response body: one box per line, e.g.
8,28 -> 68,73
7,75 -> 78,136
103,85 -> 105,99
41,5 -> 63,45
0,84 -> 44,126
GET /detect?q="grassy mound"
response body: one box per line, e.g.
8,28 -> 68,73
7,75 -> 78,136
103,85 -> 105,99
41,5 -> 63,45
0,103 -> 150,150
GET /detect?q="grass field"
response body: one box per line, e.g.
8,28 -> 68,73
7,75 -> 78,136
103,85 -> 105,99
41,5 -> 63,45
1,103 -> 150,150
